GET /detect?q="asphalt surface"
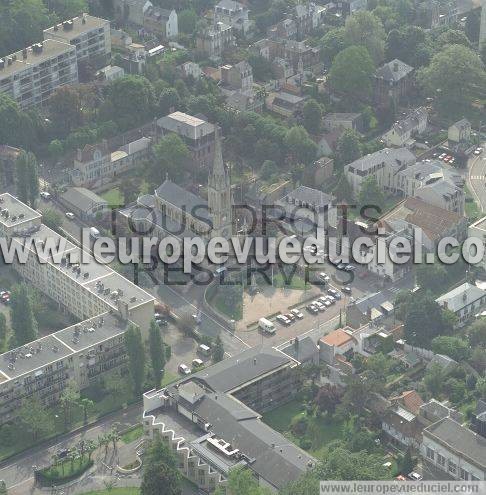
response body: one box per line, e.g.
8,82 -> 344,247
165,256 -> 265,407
467,144 -> 486,212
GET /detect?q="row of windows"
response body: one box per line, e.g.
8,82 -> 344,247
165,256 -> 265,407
426,446 -> 480,481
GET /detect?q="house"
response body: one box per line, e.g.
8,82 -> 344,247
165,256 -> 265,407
377,197 -> 467,252
118,42 -> 147,74
436,283 -> 486,327
448,118 -> 472,143
113,0 -> 150,25
221,61 -> 253,91
293,2 -> 326,38
319,328 -> 357,364
143,8 -> 178,39
322,113 -> 363,133
59,187 -> 109,220
382,403 -> 422,450
374,59 -> 414,109
421,418 -> 486,480
143,346 -> 316,493
383,107 -> 428,147
266,91 -> 306,117
157,112 -> 216,168
96,64 -> 125,82
418,398 -> 463,425
280,336 -> 320,365
196,22 -> 234,60
267,19 -> 298,40
178,61 -> 202,80
214,0 -> 253,35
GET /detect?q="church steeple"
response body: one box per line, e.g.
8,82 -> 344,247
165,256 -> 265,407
208,125 -> 232,238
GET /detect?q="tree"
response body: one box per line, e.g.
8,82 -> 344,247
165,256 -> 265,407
15,150 -> 38,207
248,54 -> 273,81
398,449 -> 414,475
415,263 -> 449,295
285,126 -> 317,165
103,76 -> 155,129
436,30 -> 472,50
60,381 -> 80,427
19,397 -> 54,441
10,284 -> 38,346
78,397 -> 94,424
424,362 -> 443,395
319,27 -> 347,65
48,139 -> 64,161
329,46 -> 375,101
260,160 -> 278,180
48,86 -> 83,135
157,87 -> 180,115
467,319 -> 486,347
385,26 -> 431,67
119,178 -> 139,205
215,467 -> 271,495
0,94 -> 35,149
47,0 -> 88,19
212,335 -> 225,363
358,176 -> 385,212
42,209 -> 63,233
0,314 -> 7,349
476,377 -> 486,397
125,325 -> 145,396
315,384 -> 342,415
431,336 -> 470,361
444,377 -> 466,404
149,320 -> 165,388
418,44 -> 486,118
150,133 -> 191,184
178,8 -> 197,33
334,173 -> 353,202
303,99 -> 323,135
344,11 -> 386,64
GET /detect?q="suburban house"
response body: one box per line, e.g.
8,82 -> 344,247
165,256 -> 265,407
374,58 -> 414,109
382,400 -> 423,450
143,347 -> 316,493
293,2 -> 326,38
377,197 -> 467,251
96,64 -> 125,82
322,113 -> 363,133
267,19 -> 298,40
196,22 -> 234,60
214,0 -> 253,35
436,283 -> 486,327
266,91 -> 306,118
422,418 -> 486,480
382,107 -> 428,147
59,187 -> 109,220
448,118 -> 472,143
319,328 -> 357,365
143,8 -> 178,39
178,61 -> 203,80
157,112 -> 216,168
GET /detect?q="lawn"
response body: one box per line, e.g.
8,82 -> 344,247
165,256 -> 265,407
101,188 -> 124,208
263,399 -> 345,457
465,186 -> 481,221
161,371 -> 178,387
121,424 -> 143,444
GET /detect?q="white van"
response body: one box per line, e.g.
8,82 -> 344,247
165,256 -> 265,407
258,317 -> 276,335
198,344 -> 211,356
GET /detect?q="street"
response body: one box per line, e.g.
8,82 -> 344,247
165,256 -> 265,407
467,144 -> 486,211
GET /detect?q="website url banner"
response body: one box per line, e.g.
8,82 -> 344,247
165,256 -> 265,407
320,481 -> 486,495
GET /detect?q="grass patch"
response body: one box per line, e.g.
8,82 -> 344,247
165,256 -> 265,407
206,285 -> 243,321
161,371 -> 178,387
38,457 -> 93,486
101,188 -> 124,208
121,424 -> 143,444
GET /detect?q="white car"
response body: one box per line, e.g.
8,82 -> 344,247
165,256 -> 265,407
408,472 -> 423,481
290,308 -> 304,319
40,191 -> 51,200
65,212 -> 75,219
474,147 -> 483,155
318,272 -> 330,282
276,314 -> 291,325
178,363 -> 191,375
313,300 -> 326,312
192,358 -> 204,369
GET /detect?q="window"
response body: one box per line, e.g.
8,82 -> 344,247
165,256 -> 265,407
460,468 -> 469,480
437,453 -> 446,467
426,447 -> 435,460
448,461 -> 457,475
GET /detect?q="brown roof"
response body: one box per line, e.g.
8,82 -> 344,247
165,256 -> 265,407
390,390 -> 424,415
379,197 -> 463,241
320,328 -> 355,348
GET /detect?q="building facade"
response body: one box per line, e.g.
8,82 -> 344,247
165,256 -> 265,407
196,23 -> 234,60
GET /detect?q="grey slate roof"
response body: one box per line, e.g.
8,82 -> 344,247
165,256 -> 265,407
61,187 -> 108,213
155,179 -> 209,221
436,283 -> 486,313
346,147 -> 416,173
423,417 -> 486,470
375,58 -> 414,83
282,185 -> 334,207
216,0 -> 247,11
388,107 -> 427,136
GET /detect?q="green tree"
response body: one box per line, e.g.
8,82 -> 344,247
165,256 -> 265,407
48,86 -> 83,135
47,0 -> 88,19
150,133 -> 191,184
78,397 -> 94,424
319,27 -> 347,65
329,46 -> 375,101
344,11 -> 386,64
19,397 -> 55,441
260,160 -> 278,180
471,347 -> 486,373
415,263 -> 448,295
178,9 -> 198,34
212,335 -> 225,363
431,336 -> 470,361
149,320 -> 166,388
15,150 -> 38,207
467,319 -> 486,347
42,209 -> 63,233
465,10 -> 481,43
103,75 -> 155,129
303,99 -> 323,134
334,173 -> 353,202
476,377 -> 486,397
436,30 -> 472,50
418,44 -> 486,118
248,54 -> 273,81
125,325 -> 145,396
157,87 -> 180,115
48,139 -> 64,161
10,284 -> 38,346
444,377 -> 466,404
285,126 -> 317,165
398,449 -> 414,475
60,381 -> 80,427
424,362 -> 443,395
358,176 -> 385,212
0,314 -> 6,349
0,94 -> 35,149
215,467 -> 271,494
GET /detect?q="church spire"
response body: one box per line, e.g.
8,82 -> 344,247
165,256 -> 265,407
212,125 -> 225,178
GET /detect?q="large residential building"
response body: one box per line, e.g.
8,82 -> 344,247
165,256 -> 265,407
436,283 -> 486,327
196,22 -> 234,60
0,39 -> 78,108
0,193 -> 155,425
422,418 -> 486,480
157,112 -> 216,168
448,118 -> 472,144
214,0 -> 253,35
143,8 -> 178,39
43,14 -> 111,69
374,59 -> 414,109
383,107 -> 428,147
143,346 -> 315,493
344,150 -> 465,215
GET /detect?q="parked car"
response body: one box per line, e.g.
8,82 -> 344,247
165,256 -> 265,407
178,363 -> 191,375
344,265 -> 356,272
285,313 -> 295,322
40,191 -> 51,200
318,272 -> 330,282
306,303 -> 318,314
276,314 -> 291,325
313,300 -> 325,312
65,212 -> 75,219
192,358 -> 204,369
474,147 -> 483,155
407,472 -> 423,481
342,286 -> 352,295
290,308 -> 304,319
337,263 -> 347,270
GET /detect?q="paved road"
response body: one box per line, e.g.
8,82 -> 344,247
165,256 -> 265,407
467,145 -> 486,212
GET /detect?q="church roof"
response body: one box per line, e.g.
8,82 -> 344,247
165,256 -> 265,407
155,180 -> 210,221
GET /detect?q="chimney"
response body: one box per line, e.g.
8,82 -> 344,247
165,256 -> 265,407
393,61 -> 399,72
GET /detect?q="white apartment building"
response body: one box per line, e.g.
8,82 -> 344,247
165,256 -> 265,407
436,283 -> 486,327
422,418 -> 486,480
43,14 -> 112,68
214,0 -> 253,35
383,107 -> 428,147
0,40 -> 78,108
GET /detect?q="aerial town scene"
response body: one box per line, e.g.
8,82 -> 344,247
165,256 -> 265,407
0,0 -> 485,494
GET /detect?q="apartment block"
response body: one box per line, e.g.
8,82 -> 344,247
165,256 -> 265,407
0,193 -> 155,424
196,22 -> 234,60
0,39 -> 78,108
43,14 -> 111,69
143,347 -> 314,493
